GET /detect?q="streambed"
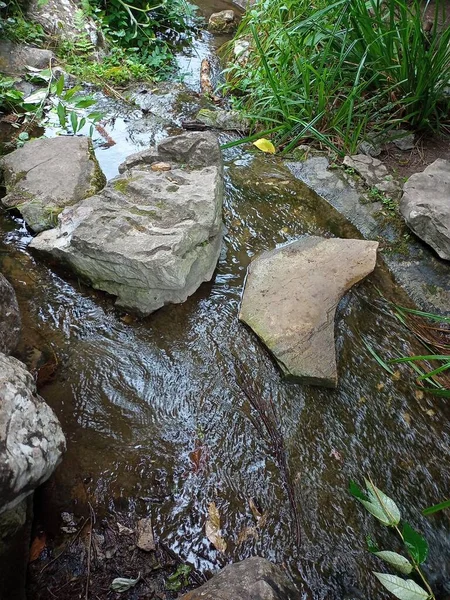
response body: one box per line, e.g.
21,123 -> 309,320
0,2 -> 449,598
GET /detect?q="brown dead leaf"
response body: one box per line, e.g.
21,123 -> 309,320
29,533 -> 46,562
402,412 -> 412,426
236,526 -> 258,545
329,448 -> 343,462
117,522 -> 134,535
205,502 -> 227,552
248,498 -> 267,528
136,517 -> 155,552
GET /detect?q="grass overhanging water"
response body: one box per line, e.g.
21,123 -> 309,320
221,0 -> 450,153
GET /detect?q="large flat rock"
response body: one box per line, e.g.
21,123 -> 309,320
181,557 -> 301,600
0,353 -> 66,514
0,136 -> 106,232
239,237 -> 378,387
400,158 -> 450,260
30,132 -> 224,315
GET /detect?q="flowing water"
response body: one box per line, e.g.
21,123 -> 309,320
1,3 -> 449,598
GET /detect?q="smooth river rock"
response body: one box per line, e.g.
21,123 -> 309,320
239,237 -> 378,387
30,132 -> 224,315
0,273 -> 21,355
181,557 -> 301,600
0,136 -> 106,232
0,353 -> 66,514
400,159 -> 450,260
343,154 -> 400,195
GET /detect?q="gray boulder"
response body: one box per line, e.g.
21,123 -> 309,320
343,154 -> 400,195
0,353 -> 66,514
180,557 -> 301,600
27,0 -> 105,50
0,136 -> 106,232
196,108 -> 249,131
208,10 -> 237,33
239,236 -> 378,387
0,274 -> 21,355
0,40 -> 55,76
400,159 -> 450,260
30,132 -> 224,315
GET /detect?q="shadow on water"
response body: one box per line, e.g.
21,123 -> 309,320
1,149 -> 449,598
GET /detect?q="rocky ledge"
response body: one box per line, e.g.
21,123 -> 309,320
30,132 -> 224,315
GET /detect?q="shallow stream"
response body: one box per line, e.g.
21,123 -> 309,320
0,2 -> 449,598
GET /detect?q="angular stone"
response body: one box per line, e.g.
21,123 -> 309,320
0,353 -> 66,514
180,557 -> 301,600
239,237 -> 378,387
343,154 -> 400,195
400,159 -> 450,260
0,136 -> 106,232
0,41 -> 55,76
208,10 -> 237,33
136,517 -> 155,552
30,132 -> 224,315
0,273 -> 21,355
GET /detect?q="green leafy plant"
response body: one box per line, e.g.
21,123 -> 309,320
165,564 -> 191,591
350,478 -> 435,600
0,0 -> 46,45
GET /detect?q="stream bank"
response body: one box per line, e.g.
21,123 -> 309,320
0,0 -> 449,599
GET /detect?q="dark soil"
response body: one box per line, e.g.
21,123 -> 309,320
381,131 -> 450,180
27,484 -> 206,600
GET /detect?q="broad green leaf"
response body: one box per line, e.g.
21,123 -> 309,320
253,138 -> 276,154
373,573 -> 429,600
70,111 -> 78,134
422,499 -> 450,516
73,98 -> 96,109
78,117 -> 86,131
361,499 -> 396,526
23,89 -> 47,105
366,534 -> 379,553
402,523 -> 428,564
374,551 -> 413,574
349,480 -> 368,501
56,74 -> 65,96
56,103 -> 66,128
364,478 -> 401,526
18,132 -> 29,141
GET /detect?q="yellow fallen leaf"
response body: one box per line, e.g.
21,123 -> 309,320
253,138 -> 276,154
205,502 -> 227,553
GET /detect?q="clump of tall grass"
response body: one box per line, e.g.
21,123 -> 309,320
222,0 -> 450,153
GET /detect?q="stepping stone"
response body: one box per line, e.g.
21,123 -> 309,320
239,236 -> 378,387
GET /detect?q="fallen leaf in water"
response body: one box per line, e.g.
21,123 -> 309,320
391,370 -> 401,381
248,497 -> 267,528
253,138 -> 276,154
426,409 -> 435,417
29,533 -> 46,562
136,517 -> 155,552
402,412 -> 412,426
205,502 -> 227,552
415,390 -> 425,401
111,573 -> 140,593
117,522 -> 134,535
248,497 -> 263,520
329,448 -> 343,462
237,526 -> 258,545
376,382 -> 385,391
189,439 -> 206,474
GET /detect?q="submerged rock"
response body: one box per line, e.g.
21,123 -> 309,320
196,108 -> 249,131
239,236 -> 378,387
0,498 -> 32,600
30,132 -> 224,315
0,136 -> 106,232
400,159 -> 450,260
208,10 -> 237,33
180,557 -> 301,600
0,353 -> 66,514
343,154 -> 400,196
0,273 -> 21,355
0,40 -> 55,76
